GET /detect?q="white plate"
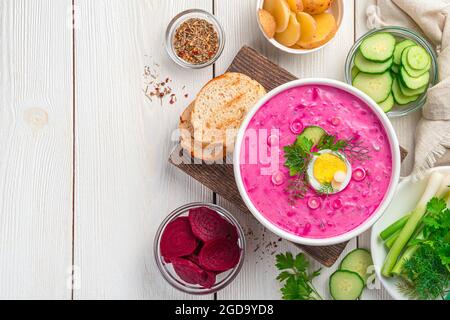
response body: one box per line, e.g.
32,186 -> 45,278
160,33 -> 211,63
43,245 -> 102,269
371,166 -> 450,300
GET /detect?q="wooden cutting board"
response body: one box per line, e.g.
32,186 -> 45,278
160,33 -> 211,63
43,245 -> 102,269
169,46 -> 408,267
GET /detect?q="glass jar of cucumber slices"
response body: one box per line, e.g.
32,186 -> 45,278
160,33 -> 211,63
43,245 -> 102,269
345,26 -> 438,118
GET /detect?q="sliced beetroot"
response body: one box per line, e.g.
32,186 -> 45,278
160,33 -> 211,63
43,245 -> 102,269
229,225 -> 239,243
171,258 -> 207,285
163,256 -> 172,264
199,238 -> 240,272
199,271 -> 216,289
186,253 -> 200,265
160,217 -> 198,259
189,207 -> 238,242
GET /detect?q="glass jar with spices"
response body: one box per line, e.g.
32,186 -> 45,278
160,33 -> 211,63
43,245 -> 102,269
165,9 -> 225,69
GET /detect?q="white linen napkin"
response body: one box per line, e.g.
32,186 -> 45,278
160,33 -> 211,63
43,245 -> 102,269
366,0 -> 450,178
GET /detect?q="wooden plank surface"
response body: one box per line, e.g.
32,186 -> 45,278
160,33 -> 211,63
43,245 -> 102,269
0,0 -> 421,300
0,0 -> 73,299
73,0 -> 213,299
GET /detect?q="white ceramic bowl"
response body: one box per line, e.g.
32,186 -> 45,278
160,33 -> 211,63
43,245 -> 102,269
256,0 -> 344,55
234,79 -> 401,246
371,166 -> 450,300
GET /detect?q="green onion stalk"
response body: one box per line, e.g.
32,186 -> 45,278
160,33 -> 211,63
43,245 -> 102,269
381,172 -> 444,277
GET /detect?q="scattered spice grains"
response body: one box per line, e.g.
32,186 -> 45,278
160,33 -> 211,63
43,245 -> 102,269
142,57 -> 189,106
245,227 -> 285,264
173,18 -> 219,65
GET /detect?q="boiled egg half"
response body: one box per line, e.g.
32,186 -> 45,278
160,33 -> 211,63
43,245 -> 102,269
307,150 -> 352,194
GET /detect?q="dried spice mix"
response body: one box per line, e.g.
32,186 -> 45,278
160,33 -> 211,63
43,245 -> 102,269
173,18 -> 219,65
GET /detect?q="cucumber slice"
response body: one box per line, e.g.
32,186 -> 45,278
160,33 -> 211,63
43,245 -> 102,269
351,65 -> 360,79
407,46 -> 431,70
296,126 -> 326,146
354,50 -> 393,74
329,270 -> 365,300
391,64 -> 399,74
392,78 -> 419,105
398,78 -> 427,97
403,60 -> 430,77
360,32 -> 396,62
340,249 -> 374,284
400,67 -> 430,90
378,93 -> 394,113
353,71 -> 393,103
393,39 -> 415,65
401,47 -> 431,77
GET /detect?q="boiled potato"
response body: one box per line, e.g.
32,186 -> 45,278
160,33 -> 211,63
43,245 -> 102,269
263,0 -> 291,33
275,12 -> 301,47
287,0 -> 304,12
302,0 -> 333,15
258,9 -> 277,38
298,12 -> 336,49
296,12 -> 317,44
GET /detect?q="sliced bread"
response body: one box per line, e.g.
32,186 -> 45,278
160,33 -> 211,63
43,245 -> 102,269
190,73 -> 266,151
179,102 -> 226,162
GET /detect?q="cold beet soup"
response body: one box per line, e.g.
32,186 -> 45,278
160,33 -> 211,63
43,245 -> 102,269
239,85 -> 393,239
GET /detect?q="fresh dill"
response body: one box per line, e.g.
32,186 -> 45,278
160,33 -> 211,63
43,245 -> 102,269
345,138 -> 372,161
317,182 -> 334,196
286,175 -> 309,205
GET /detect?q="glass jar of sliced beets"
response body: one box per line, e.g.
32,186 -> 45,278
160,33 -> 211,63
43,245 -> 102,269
154,202 -> 245,295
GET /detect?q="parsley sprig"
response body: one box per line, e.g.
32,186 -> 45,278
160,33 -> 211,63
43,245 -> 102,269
317,134 -> 348,152
276,252 -> 322,300
283,136 -> 314,176
399,197 -> 450,300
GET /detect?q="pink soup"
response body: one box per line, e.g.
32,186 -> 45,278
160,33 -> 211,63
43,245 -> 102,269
239,85 -> 393,239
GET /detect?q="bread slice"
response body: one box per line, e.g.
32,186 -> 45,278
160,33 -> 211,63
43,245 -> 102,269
179,102 -> 226,162
190,73 -> 266,151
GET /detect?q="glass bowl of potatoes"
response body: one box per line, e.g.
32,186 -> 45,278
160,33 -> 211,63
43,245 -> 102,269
256,0 -> 344,54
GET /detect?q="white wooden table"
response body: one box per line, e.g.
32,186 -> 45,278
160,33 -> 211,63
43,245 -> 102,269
0,0 -> 423,300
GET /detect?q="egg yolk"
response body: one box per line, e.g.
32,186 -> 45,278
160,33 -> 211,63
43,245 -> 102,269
313,153 -> 347,184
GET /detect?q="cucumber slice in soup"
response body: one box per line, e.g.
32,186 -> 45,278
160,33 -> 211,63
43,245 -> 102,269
407,46 -> 431,70
392,78 -> 419,105
329,270 -> 365,300
354,50 -> 393,74
400,67 -> 430,89
360,32 -> 396,62
296,126 -> 326,146
398,79 -> 427,97
393,39 -> 415,65
378,93 -> 394,113
340,249 -> 374,284
353,71 -> 393,103
351,65 -> 360,79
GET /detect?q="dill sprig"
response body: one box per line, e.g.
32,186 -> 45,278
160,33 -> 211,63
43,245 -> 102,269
345,138 -> 372,161
402,245 -> 449,300
317,182 -> 334,196
286,175 -> 309,205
